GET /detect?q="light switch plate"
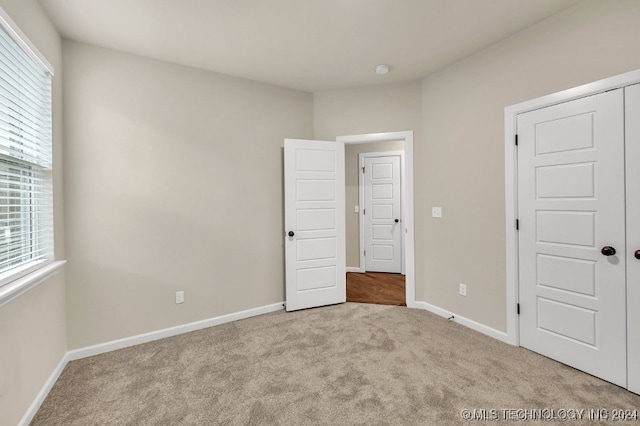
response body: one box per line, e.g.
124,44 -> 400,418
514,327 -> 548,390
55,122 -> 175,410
432,207 -> 442,218
354,205 -> 359,213
459,283 -> 467,296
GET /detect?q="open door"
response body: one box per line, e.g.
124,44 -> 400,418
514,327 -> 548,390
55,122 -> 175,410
284,139 -> 345,311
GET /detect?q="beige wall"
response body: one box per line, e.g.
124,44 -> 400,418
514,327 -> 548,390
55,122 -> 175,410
0,1 -> 66,425
420,0 -> 640,331
345,141 -> 404,268
0,273 -> 66,425
313,80 -> 422,141
63,41 -> 313,349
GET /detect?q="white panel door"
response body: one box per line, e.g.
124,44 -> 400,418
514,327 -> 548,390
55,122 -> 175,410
284,139 -> 345,311
364,155 -> 401,273
517,89 -> 627,387
625,83 -> 640,394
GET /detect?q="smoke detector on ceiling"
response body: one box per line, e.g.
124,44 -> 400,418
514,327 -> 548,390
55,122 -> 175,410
375,64 -> 390,75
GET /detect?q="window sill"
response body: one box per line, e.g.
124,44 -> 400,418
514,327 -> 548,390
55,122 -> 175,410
0,260 -> 66,308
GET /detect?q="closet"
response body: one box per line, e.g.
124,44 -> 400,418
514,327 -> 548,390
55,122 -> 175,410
513,81 -> 640,393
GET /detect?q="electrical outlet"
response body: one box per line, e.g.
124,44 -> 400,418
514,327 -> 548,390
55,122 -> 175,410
175,291 -> 184,304
459,283 -> 467,296
432,207 -> 442,218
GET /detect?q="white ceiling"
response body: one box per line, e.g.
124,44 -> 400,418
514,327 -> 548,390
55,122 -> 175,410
39,0 -> 581,92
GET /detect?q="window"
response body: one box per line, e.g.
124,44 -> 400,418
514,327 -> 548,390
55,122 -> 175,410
0,17 -> 53,287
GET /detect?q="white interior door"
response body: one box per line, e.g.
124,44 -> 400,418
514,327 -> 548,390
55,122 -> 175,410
517,89 -> 627,387
363,155 -> 401,273
284,139 -> 345,311
625,83 -> 640,394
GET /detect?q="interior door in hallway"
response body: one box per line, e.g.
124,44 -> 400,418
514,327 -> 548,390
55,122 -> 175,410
284,139 -> 345,311
363,155 -> 401,273
517,89 -> 627,387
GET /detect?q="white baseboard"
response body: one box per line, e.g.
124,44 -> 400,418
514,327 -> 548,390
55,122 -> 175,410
19,352 -> 69,426
413,301 -> 511,344
67,302 -> 284,361
346,267 -> 363,273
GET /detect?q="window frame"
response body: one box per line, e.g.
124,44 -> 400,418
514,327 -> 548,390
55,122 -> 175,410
0,5 -> 64,307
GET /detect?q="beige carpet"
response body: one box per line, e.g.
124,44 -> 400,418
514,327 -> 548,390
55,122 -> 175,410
32,303 -> 639,425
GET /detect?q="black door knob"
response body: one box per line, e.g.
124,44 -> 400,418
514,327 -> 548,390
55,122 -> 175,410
601,246 -> 616,256
288,231 -> 295,237
394,218 -> 399,223
635,250 -> 640,260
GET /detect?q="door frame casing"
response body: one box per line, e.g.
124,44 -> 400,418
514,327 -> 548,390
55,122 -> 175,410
358,151 -> 405,275
624,84 -> 640,394
337,131 -> 415,308
505,69 -> 640,393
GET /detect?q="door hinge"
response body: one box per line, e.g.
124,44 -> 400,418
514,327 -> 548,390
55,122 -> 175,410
517,303 -> 520,315
362,166 -> 365,173
363,208 -> 365,215
515,134 -> 518,146
516,219 -> 519,230
364,250 -> 366,257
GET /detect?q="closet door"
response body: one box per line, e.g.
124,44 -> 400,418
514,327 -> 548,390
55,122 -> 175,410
625,83 -> 640,394
517,89 -> 627,387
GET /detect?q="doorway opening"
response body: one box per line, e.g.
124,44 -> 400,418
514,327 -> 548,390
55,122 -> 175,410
337,131 -> 415,307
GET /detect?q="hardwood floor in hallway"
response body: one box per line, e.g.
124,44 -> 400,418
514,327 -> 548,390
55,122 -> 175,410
346,272 -> 406,306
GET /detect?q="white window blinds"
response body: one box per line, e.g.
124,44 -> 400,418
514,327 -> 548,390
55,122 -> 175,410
0,26 -> 51,167
0,21 -> 53,285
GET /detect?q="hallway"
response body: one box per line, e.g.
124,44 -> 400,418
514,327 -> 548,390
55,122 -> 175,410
346,272 -> 406,306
